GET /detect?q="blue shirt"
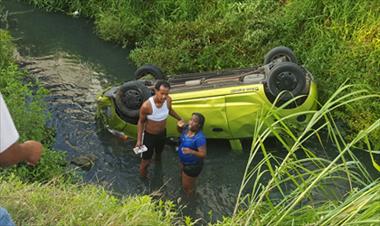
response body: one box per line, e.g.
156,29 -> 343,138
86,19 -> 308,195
178,126 -> 206,165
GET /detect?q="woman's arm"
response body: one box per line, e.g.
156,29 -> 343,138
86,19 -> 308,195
182,145 -> 206,159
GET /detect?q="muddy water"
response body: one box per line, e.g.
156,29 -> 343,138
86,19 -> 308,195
2,0 -> 249,221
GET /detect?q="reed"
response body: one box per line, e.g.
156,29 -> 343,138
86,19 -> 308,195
212,83 -> 380,225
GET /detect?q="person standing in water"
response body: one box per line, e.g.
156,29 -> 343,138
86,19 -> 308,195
136,80 -> 184,178
177,113 -> 206,196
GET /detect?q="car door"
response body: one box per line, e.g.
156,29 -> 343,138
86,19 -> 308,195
225,84 -> 266,139
169,92 -> 232,139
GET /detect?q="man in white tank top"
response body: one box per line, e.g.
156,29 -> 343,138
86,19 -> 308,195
136,80 -> 184,178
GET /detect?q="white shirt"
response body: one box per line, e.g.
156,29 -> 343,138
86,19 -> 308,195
0,93 -> 19,153
146,96 -> 169,121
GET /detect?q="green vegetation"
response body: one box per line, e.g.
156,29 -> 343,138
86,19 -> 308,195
3,0 -> 380,224
23,0 -> 380,146
214,84 -> 380,225
0,177 -> 176,225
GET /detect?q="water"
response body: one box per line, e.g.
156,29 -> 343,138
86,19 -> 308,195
2,0 -> 249,221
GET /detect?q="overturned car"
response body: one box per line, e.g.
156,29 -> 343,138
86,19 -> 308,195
96,46 -> 317,150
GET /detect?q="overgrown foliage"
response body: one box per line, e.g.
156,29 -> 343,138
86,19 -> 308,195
23,0 -> 380,146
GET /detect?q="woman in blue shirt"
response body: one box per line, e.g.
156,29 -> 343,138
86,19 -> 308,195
177,112 -> 206,196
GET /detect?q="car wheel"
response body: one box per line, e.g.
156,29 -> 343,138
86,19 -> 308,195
264,46 -> 298,65
115,81 -> 152,118
267,62 -> 306,101
135,64 -> 166,80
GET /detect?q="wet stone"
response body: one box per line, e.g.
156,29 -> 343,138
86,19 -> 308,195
71,154 -> 97,171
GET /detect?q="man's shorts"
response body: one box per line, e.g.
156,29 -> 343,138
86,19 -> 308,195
142,130 -> 166,160
183,161 -> 203,177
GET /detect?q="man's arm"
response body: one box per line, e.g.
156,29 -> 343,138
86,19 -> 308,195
136,101 -> 149,147
0,140 -> 42,167
167,96 -> 183,121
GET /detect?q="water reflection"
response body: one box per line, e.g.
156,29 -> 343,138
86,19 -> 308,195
2,0 -> 135,82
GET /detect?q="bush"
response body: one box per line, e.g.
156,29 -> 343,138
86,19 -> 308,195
130,0 -> 280,73
0,30 -> 14,68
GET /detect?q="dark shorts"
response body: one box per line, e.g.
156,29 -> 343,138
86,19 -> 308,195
183,161 -> 203,177
142,130 -> 166,160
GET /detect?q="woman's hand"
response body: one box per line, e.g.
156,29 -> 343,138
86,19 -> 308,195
177,119 -> 185,128
182,147 -> 193,155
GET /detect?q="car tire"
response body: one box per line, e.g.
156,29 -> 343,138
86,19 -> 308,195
264,46 -> 298,65
115,81 -> 152,118
267,62 -> 306,101
135,64 -> 166,80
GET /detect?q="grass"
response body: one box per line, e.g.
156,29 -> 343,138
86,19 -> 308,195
211,83 -> 380,225
0,177 -> 178,226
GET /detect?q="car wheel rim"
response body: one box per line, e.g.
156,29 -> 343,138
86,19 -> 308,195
275,71 -> 297,91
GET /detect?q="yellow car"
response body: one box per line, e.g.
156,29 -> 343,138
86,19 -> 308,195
96,47 -> 317,150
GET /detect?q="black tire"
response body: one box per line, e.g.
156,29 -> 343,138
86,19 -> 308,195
264,46 -> 298,65
135,64 -> 166,80
267,62 -> 306,101
115,81 -> 152,118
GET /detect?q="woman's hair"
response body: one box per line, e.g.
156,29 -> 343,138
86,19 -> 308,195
192,112 -> 205,129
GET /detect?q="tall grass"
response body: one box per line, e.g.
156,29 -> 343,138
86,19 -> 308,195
212,83 -> 380,225
0,177 -> 178,225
